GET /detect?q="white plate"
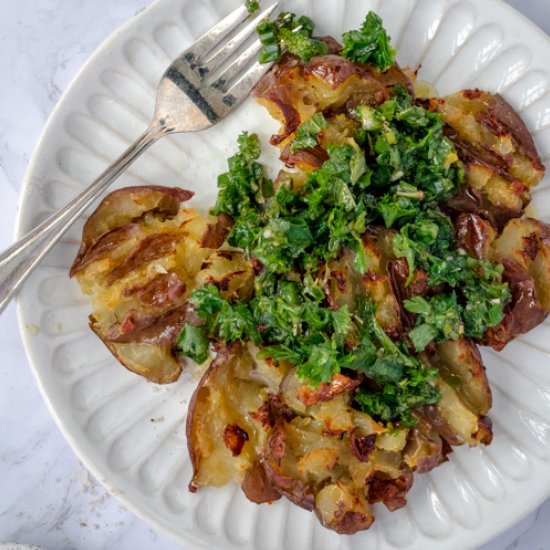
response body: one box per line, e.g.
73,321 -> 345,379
15,0 -> 550,549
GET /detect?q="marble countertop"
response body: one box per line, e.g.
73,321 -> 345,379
1,1 -> 549,549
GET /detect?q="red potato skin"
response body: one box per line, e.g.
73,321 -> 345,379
430,337 -> 492,417
303,54 -> 367,89
418,405 -> 464,447
71,185 -> 194,274
280,144 -> 329,170
483,258 -> 548,350
241,461 -> 282,504
316,36 -> 345,55
483,93 -> 543,169
405,426 -> 446,474
263,461 -> 316,512
418,404 -> 493,448
445,184 -> 496,225
349,430 -> 376,463
104,232 -> 180,286
249,394 -> 297,430
475,416 -> 494,445
415,448 -> 444,474
311,61 -> 389,115
89,315 -> 183,384
443,125 -> 512,179
122,272 -> 187,311
388,258 -> 439,332
367,469 -> 414,512
447,181 -> 524,229
252,52 -> 303,145
223,424 -> 250,457
105,302 -> 200,346
297,374 -> 362,405
455,213 -> 496,260
358,63 -> 415,97
201,266 -> 250,294
70,223 -> 141,276
315,505 -> 375,535
262,421 -> 316,512
199,213 -> 234,249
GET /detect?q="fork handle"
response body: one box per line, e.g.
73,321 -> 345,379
0,121 -> 167,315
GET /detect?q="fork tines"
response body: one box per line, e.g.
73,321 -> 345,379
165,1 -> 280,124
186,2 -> 279,77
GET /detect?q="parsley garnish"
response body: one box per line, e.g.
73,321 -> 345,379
341,11 -> 396,71
176,324 -> 209,364
190,285 -> 261,345
279,28 -> 329,62
291,113 -> 328,152
394,218 -> 510,350
256,12 -> 327,64
245,0 -> 260,15
256,9 -> 396,70
404,294 -> 464,351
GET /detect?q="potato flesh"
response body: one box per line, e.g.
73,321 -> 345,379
403,428 -> 443,473
194,250 -> 254,302
436,379 -> 481,445
188,346 -> 279,489
491,217 -> 550,311
315,483 -> 374,534
433,338 -> 492,417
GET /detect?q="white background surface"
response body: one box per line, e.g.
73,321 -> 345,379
0,1 -> 549,549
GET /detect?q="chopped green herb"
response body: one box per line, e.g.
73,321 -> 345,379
256,12 -> 325,64
176,324 -> 209,364
291,113 -> 328,152
245,0 -> 260,15
211,131 -> 267,218
355,105 -> 383,131
352,300 -> 440,427
279,28 -> 328,62
393,215 -> 510,348
189,284 -> 261,345
405,294 -> 464,351
257,18 -> 283,64
341,12 -> 396,71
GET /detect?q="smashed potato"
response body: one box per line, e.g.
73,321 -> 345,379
435,90 -> 545,224
71,186 -> 253,383
483,217 -> 550,349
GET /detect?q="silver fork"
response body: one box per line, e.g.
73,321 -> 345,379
0,1 -> 279,315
